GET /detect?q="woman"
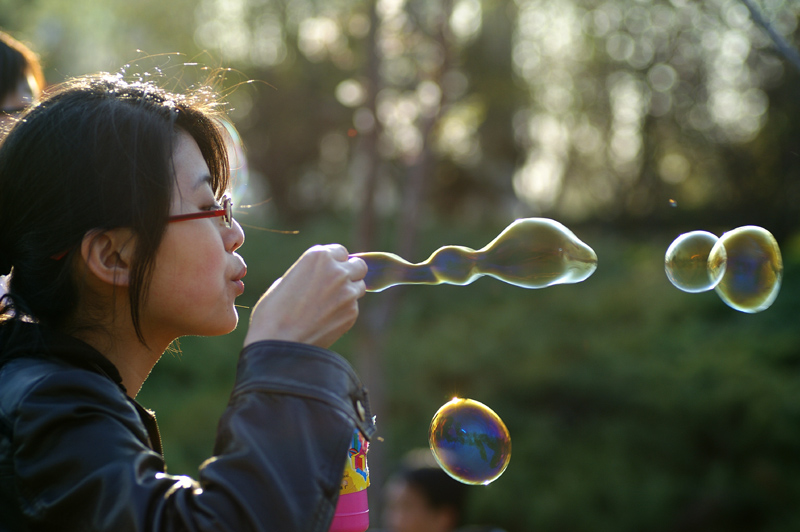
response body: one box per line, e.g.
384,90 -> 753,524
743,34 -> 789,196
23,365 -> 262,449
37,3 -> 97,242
0,74 -> 372,531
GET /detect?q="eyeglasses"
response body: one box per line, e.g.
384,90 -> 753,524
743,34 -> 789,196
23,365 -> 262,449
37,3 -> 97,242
167,195 -> 233,229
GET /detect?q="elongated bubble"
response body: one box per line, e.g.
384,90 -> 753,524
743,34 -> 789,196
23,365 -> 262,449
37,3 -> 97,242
708,226 -> 782,313
665,231 -> 723,293
429,398 -> 511,486
353,218 -> 597,292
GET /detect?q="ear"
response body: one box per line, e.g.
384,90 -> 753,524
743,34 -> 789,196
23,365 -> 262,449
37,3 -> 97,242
80,228 -> 137,287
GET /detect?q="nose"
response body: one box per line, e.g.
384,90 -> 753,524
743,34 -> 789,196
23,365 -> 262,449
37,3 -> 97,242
226,218 -> 245,252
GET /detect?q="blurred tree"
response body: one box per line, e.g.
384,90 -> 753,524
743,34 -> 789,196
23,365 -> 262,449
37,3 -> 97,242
1,0 -> 205,77
508,0 -> 800,229
8,0 -> 800,229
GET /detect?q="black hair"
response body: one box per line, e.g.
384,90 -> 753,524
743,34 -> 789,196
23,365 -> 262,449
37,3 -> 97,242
0,30 -> 44,104
0,74 -> 230,343
403,466 -> 468,519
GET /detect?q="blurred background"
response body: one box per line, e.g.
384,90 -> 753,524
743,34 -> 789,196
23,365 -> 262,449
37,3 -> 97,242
5,0 -> 800,529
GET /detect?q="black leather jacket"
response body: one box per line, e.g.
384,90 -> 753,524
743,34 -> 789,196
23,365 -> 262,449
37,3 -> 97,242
0,324 -> 375,531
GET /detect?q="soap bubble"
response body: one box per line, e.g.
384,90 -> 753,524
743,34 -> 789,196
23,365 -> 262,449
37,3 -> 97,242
665,231 -> 722,293
355,218 -> 597,292
708,225 -> 782,313
429,397 -> 511,485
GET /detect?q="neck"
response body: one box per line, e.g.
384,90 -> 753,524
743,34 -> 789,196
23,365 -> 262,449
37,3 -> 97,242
75,326 -> 167,398
67,262 -> 172,398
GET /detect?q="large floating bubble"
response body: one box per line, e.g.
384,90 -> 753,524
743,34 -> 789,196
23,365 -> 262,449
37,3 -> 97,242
353,218 -> 597,292
665,230 -> 723,293
708,226 -> 783,313
429,397 -> 511,486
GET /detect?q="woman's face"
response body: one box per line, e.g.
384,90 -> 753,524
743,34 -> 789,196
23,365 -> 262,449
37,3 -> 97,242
141,131 -> 246,344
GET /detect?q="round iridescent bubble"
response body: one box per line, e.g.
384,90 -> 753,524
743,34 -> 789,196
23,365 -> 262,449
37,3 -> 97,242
664,230 -> 723,293
708,225 -> 783,313
429,397 -> 511,486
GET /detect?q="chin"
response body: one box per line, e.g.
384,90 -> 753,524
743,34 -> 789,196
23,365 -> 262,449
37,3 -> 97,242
200,308 -> 239,337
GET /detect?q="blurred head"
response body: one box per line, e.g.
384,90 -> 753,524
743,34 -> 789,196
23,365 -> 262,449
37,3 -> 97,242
384,450 -> 468,532
0,30 -> 44,131
0,74 -> 231,342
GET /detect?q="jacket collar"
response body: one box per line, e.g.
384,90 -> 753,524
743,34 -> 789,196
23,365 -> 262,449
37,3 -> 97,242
0,321 -> 126,394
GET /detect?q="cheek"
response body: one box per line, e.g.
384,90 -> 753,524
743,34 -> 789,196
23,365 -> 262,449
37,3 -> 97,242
155,231 -> 226,295
181,248 -> 225,280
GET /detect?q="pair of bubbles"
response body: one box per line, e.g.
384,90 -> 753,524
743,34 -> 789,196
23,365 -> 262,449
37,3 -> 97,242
664,226 -> 783,313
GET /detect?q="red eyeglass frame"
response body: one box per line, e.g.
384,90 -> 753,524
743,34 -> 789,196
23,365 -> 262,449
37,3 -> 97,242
167,195 -> 233,229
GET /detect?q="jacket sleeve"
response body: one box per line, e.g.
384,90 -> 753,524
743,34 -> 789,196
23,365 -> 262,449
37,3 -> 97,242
9,340 -> 375,532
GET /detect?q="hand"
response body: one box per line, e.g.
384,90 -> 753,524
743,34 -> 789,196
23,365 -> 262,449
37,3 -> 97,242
244,244 -> 368,349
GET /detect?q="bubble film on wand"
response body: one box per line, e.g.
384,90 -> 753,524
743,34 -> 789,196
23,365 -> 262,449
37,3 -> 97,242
352,218 -> 598,292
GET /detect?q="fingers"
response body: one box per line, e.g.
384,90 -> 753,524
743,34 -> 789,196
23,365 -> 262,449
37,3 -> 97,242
348,255 -> 368,282
312,243 -> 349,262
243,243 -> 368,349
309,244 -> 367,284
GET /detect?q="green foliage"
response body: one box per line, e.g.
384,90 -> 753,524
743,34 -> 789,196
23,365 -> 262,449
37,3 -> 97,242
379,226 -> 800,531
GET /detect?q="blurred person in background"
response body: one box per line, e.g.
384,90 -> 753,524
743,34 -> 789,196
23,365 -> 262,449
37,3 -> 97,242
382,449 -> 466,532
0,30 -> 43,130
381,449 -> 507,532
0,29 -> 44,301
